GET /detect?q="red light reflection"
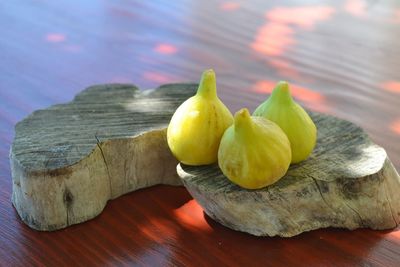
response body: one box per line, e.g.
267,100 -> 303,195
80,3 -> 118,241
154,43 -> 178,55
143,72 -> 177,84
385,229 -> 400,241
45,33 -> 66,43
252,80 -> 330,112
390,120 -> 400,135
344,0 -> 366,17
251,80 -> 276,94
251,6 -> 335,56
220,2 -> 240,11
173,200 -> 212,232
251,23 -> 294,56
381,81 -> 400,93
395,9 -> 400,23
266,6 -> 335,30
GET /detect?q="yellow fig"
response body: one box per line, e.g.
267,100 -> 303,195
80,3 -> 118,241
218,108 -> 291,189
253,81 -> 317,164
167,69 -> 233,165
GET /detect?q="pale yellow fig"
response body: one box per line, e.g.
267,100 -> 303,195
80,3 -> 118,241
218,108 -> 291,189
253,81 -> 317,164
167,69 -> 233,165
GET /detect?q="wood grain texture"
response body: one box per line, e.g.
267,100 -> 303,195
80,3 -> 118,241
1,0 -> 400,266
179,112 -> 400,237
11,83 -> 196,230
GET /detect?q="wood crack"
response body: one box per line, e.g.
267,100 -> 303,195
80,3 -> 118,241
63,188 -> 73,226
383,177 -> 398,226
95,135 -> 113,198
309,176 -> 335,213
66,207 -> 68,226
342,201 -> 364,226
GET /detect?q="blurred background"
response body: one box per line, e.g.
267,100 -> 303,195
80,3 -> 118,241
1,0 -> 399,169
1,1 -> 400,265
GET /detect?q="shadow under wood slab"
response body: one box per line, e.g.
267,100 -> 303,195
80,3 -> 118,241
10,83 -> 197,231
178,112 -> 400,237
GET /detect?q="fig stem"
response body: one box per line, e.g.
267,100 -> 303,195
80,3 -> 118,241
270,81 -> 294,104
234,108 -> 253,134
196,69 -> 217,98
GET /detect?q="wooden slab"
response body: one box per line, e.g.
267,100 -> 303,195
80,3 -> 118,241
11,83 -> 400,237
10,83 -> 197,231
178,112 -> 400,237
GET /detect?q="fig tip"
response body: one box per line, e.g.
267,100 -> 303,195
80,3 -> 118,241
203,69 -> 215,77
277,81 -> 290,92
236,108 -> 250,117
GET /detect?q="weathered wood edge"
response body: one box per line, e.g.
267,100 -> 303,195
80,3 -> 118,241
177,112 -> 400,237
10,83 -> 197,231
179,158 -> 400,237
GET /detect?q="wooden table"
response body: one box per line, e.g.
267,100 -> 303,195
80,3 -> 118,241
1,0 -> 399,266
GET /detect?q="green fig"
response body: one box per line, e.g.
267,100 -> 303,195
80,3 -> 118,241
167,69 -> 233,165
253,81 -> 317,163
218,108 -> 291,189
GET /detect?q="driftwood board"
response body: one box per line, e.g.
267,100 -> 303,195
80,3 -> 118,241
10,83 -> 197,230
178,112 -> 400,237
10,83 -> 400,237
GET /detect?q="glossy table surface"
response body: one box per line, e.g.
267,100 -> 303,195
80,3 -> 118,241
1,0 -> 400,266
